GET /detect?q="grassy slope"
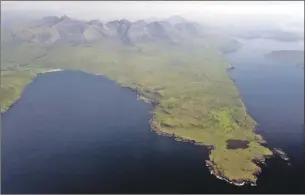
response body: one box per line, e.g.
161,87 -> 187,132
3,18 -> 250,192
0,70 -> 35,112
0,67 -> 59,112
0,41 -> 58,112
1,41 -> 272,184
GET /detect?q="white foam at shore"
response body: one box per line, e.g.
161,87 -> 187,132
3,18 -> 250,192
40,69 -> 63,73
206,160 -> 256,187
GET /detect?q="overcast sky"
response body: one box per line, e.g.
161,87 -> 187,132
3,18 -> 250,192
1,1 -> 304,21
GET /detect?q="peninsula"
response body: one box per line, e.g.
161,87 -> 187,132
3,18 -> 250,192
1,15 -> 273,186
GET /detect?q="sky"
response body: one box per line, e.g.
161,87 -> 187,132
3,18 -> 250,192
1,1 -> 304,21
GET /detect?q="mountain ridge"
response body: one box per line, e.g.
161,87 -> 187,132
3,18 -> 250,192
4,15 -> 204,46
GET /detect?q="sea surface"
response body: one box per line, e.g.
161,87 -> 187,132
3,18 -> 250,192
1,39 -> 304,193
226,38 -> 304,193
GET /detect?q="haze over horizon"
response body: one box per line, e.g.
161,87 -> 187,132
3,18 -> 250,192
1,1 -> 304,22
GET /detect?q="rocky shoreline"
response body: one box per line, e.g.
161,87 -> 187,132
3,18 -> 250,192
1,96 -> 21,113
205,153 -> 272,187
148,113 -> 260,187
205,160 -> 256,186
203,147 -> 291,187
148,116 -> 210,147
272,148 -> 290,162
131,86 -> 264,187
120,82 -> 281,187
226,65 -> 236,71
137,95 -> 151,104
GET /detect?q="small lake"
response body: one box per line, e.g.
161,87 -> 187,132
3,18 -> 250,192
1,39 -> 304,193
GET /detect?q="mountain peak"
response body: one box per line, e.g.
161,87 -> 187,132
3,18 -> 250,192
59,15 -> 71,21
119,19 -> 131,24
144,16 -> 160,23
167,15 -> 187,25
88,20 -> 102,25
133,20 -> 147,26
39,16 -> 61,26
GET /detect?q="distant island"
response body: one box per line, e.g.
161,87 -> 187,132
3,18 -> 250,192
1,15 -> 274,186
265,50 -> 304,68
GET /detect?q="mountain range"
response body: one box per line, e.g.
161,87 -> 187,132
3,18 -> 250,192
2,15 -> 206,46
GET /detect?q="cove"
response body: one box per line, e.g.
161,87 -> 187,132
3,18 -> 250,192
2,70 -> 236,193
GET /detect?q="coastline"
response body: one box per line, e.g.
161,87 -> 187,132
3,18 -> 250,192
1,97 -> 22,113
2,70 -> 279,187
91,55 -> 290,187
38,69 -> 63,74
133,88 -> 263,187
117,65 -> 274,187
1,69 -> 64,113
149,112 -> 264,187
